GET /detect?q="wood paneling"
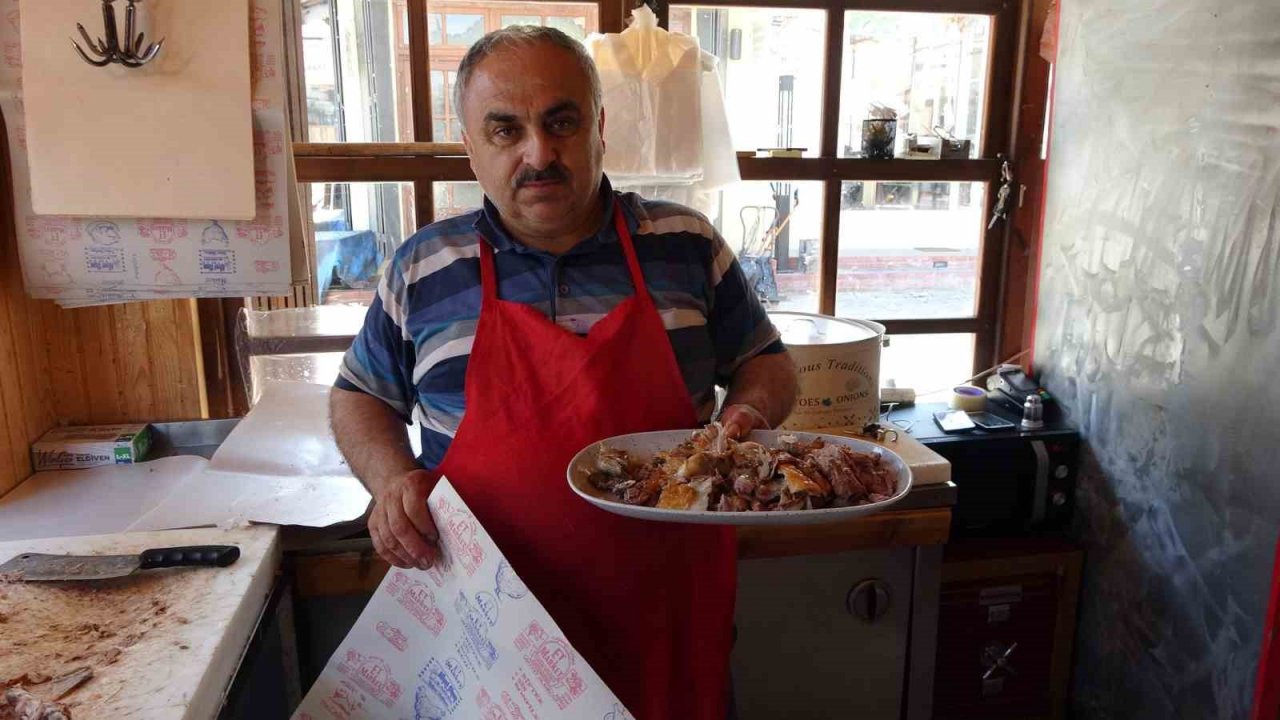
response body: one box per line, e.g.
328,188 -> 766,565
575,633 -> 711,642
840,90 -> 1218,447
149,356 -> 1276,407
0,110 -> 208,496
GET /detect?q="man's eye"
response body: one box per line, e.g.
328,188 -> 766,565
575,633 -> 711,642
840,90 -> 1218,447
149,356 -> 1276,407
549,118 -> 579,134
493,127 -> 518,139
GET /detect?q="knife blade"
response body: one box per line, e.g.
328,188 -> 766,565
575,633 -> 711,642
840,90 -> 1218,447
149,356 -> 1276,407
0,545 -> 240,582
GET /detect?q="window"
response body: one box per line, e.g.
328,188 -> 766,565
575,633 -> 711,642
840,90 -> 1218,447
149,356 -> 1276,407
671,7 -> 825,154
308,181 -> 415,305
840,12 -> 991,159
293,0 -> 1019,380
708,181 -> 823,314
837,181 -> 984,320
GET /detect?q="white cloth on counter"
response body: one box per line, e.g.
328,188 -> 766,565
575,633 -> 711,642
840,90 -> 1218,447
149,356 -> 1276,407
0,381 -> 376,542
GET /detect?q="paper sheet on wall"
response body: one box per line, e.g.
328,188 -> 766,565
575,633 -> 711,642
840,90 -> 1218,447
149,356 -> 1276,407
292,478 -> 633,720
0,0 -> 298,306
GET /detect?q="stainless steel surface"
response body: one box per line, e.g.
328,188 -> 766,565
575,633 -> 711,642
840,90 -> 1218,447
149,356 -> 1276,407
733,548 -> 913,719
149,418 -> 241,460
904,544 -> 942,720
0,551 -> 139,581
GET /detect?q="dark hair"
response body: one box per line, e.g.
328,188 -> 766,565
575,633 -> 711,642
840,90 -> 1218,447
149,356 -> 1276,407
453,25 -> 602,126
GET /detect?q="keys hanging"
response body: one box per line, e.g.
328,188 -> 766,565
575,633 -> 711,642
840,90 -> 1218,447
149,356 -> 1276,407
988,158 -> 1014,230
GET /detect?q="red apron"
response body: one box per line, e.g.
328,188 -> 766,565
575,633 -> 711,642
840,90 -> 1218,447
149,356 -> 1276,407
436,207 -> 736,719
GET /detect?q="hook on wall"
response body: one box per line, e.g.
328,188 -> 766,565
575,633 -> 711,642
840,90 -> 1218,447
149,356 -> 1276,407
71,0 -> 164,69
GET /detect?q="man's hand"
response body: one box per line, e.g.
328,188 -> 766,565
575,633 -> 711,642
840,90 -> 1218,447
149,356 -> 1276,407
720,403 -> 771,440
721,351 -> 799,438
368,469 -> 441,570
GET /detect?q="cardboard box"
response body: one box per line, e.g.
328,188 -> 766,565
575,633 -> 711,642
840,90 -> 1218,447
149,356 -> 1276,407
31,424 -> 152,471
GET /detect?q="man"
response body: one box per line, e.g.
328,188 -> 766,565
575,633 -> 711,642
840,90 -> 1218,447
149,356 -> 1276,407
331,26 -> 797,719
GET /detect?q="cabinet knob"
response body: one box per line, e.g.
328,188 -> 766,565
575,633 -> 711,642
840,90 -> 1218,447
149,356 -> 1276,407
847,579 -> 891,623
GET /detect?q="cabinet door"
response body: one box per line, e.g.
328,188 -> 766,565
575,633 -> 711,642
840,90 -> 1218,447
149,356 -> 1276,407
733,547 -> 914,719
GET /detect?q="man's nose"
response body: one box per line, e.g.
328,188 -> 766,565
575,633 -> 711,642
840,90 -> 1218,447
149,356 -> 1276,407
522,129 -> 557,169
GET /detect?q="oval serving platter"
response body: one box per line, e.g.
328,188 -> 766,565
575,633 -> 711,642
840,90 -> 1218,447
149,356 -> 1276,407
566,429 -> 913,526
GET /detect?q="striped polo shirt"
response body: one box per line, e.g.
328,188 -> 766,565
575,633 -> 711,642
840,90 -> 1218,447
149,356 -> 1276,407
336,177 -> 784,469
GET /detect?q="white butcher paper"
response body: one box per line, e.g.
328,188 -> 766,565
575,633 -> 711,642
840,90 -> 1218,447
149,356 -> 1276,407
292,477 -> 634,720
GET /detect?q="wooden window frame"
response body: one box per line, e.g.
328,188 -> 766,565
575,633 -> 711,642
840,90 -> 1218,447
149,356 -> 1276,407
292,0 -> 1029,374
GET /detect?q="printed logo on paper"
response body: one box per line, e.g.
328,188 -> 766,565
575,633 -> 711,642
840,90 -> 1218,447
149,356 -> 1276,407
321,680 -> 366,720
27,217 -> 81,247
387,571 -> 447,636
494,560 -> 530,601
336,650 -> 402,708
251,6 -> 277,82
474,591 -> 500,627
375,621 -> 409,652
514,621 -> 586,711
86,220 -> 122,246
254,259 -> 280,274
437,498 -> 485,576
236,215 -> 284,245
476,688 -> 528,720
201,221 -> 230,246
137,219 -> 189,244
85,246 -> 126,274
3,42 -> 19,69
255,166 -> 277,209
199,249 -> 236,275
416,658 -> 462,719
455,592 -> 499,671
254,129 -> 284,159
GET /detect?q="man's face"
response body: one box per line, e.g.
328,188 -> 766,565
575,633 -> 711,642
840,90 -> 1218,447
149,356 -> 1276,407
459,41 -> 605,239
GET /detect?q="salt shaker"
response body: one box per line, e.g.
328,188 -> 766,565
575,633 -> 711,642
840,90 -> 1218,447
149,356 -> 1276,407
1020,394 -> 1045,430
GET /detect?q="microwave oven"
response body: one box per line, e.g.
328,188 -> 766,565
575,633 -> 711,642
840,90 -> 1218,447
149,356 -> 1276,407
886,402 -> 1080,537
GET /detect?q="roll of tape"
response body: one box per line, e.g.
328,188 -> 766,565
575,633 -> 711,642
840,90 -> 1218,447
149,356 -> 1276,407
949,385 -> 987,412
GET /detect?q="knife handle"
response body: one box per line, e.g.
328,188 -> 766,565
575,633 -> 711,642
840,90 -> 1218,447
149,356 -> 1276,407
139,545 -> 241,569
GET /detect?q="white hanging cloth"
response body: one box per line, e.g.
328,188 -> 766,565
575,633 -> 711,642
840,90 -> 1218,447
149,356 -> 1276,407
585,6 -> 738,192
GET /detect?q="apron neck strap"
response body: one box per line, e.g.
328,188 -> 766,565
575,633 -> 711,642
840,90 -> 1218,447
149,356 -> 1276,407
478,204 -> 649,303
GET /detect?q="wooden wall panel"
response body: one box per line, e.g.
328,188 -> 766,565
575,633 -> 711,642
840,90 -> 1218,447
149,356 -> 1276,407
1,109 -> 209,496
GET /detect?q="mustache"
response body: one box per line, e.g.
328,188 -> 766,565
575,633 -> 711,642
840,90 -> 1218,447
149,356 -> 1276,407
513,163 -> 569,188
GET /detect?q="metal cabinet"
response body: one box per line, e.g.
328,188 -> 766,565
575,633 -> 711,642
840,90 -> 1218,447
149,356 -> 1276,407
733,546 -> 932,719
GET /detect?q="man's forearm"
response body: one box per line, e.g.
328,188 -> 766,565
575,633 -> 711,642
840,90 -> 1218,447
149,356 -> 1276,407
330,387 -> 421,495
723,350 -> 798,428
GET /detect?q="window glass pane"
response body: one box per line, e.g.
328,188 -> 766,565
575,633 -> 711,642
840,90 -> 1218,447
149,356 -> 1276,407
427,2 -> 598,137
880,334 -> 975,401
445,14 -> 485,45
309,182 -> 416,305
672,7 -> 825,154
501,15 -> 541,28
428,13 -> 443,44
547,16 -> 588,41
434,182 -> 485,220
840,12 -> 991,158
431,70 -> 445,117
703,181 -> 823,314
301,0 -> 413,142
837,181 -> 984,319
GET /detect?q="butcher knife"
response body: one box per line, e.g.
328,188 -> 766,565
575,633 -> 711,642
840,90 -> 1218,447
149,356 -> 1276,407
0,545 -> 240,582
